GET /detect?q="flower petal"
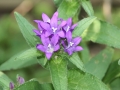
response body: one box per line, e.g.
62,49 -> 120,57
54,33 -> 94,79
54,44 -> 60,51
66,31 -> 72,42
71,23 -> 78,30
59,20 -> 66,28
34,20 -> 42,23
50,11 -> 58,28
36,44 -> 45,52
67,49 -> 73,55
9,82 -> 14,90
40,21 -> 50,30
46,53 -> 52,60
45,31 -> 52,37
57,30 -> 65,38
33,29 -> 41,36
74,46 -> 83,52
41,34 -> 50,46
67,18 -> 72,26
51,35 -> 59,45
73,37 -> 81,45
42,13 -> 50,23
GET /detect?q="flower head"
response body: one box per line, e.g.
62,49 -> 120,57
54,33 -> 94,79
33,11 -> 83,59
17,76 -> 25,85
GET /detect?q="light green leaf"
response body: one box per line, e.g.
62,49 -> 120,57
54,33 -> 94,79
14,12 -> 37,47
68,69 -> 110,90
49,57 -> 67,90
103,60 -> 120,83
69,53 -> 85,71
53,0 -> 63,6
110,78 -> 120,90
81,0 -> 94,16
58,0 -> 80,19
82,19 -> 120,49
0,72 -> 12,90
0,48 -> 41,71
73,16 -> 97,37
85,47 -> 114,79
14,80 -> 53,90
118,59 -> 120,65
80,42 -> 90,64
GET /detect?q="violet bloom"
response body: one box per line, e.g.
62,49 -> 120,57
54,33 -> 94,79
17,76 -> 25,85
37,34 -> 60,59
62,31 -> 83,55
40,11 -> 66,38
9,82 -> 14,90
63,18 -> 77,33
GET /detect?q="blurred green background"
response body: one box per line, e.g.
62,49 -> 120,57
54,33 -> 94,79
0,0 -> 120,83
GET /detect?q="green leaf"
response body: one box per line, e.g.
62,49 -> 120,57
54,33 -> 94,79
53,0 -> 63,7
49,57 -> 67,90
14,12 -> 37,47
68,69 -> 110,90
73,16 -> 97,37
38,57 -> 48,69
14,80 -> 53,90
69,53 -> 85,71
58,0 -> 80,19
0,48 -> 41,71
103,60 -> 120,83
81,0 -> 94,16
80,42 -> 90,64
82,19 -> 120,49
0,72 -> 12,90
118,59 -> 120,65
85,47 -> 114,79
110,78 -> 120,90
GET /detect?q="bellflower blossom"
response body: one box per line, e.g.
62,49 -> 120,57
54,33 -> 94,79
33,11 -> 83,59
37,34 -> 60,59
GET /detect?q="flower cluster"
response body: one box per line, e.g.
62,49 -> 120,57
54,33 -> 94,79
9,76 -> 25,90
34,11 -> 83,60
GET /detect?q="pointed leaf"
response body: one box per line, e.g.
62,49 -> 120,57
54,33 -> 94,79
73,16 -> 97,37
58,0 -> 80,19
85,47 -> 114,79
69,53 -> 85,71
14,12 -> 37,47
103,60 -> 120,83
68,69 -> 110,90
81,0 -> 94,16
0,72 -> 12,90
49,57 -> 67,90
0,48 -> 41,71
82,19 -> 120,49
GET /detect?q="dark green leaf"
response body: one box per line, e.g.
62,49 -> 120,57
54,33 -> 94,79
0,72 -> 12,90
82,19 -> 120,49
103,60 -> 120,83
73,16 -> 97,37
14,80 -> 53,90
68,69 -> 110,90
58,0 -> 80,19
110,78 -> 120,90
14,12 -> 37,47
81,0 -> 94,16
69,53 -> 85,71
0,48 -> 41,71
85,47 -> 114,79
49,57 -> 67,90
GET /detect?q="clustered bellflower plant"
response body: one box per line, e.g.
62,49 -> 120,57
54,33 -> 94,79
33,11 -> 83,60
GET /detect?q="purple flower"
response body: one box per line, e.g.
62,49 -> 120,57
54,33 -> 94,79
63,18 -> 77,34
9,82 -> 14,90
37,34 -> 60,59
17,76 -> 25,85
62,31 -> 83,55
39,11 -> 66,38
